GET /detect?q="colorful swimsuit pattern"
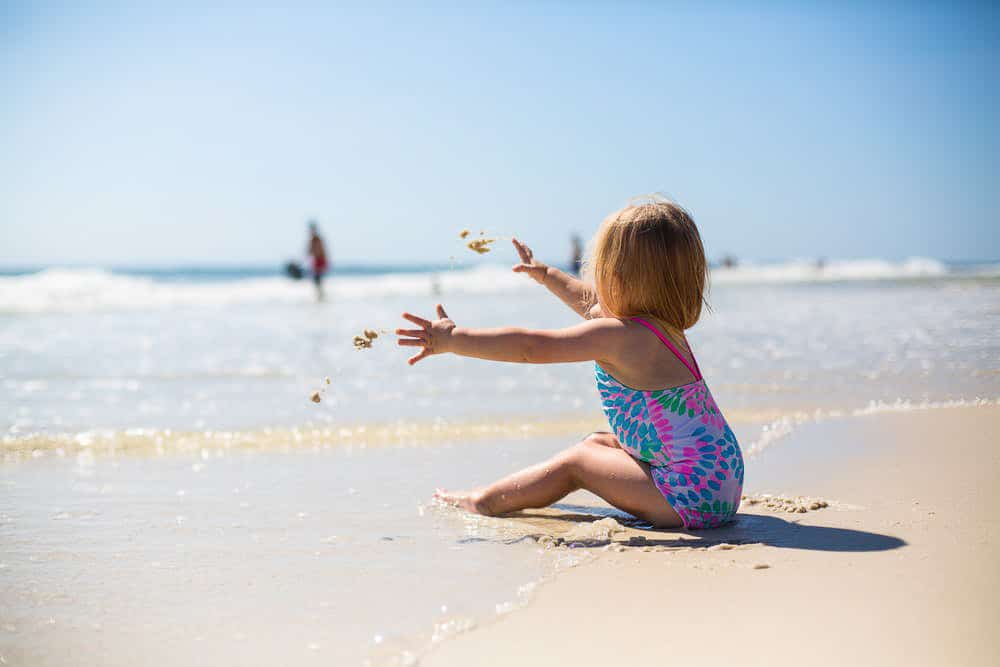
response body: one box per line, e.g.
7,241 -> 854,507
596,318 -> 744,529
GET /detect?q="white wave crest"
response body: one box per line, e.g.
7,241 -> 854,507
0,257 -> 988,313
0,265 -> 528,313
712,257 -> 949,284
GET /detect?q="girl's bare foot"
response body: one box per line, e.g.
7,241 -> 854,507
433,488 -> 490,515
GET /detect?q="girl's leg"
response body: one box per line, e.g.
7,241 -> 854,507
435,432 -> 683,528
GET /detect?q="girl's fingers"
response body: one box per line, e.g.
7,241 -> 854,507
397,338 -> 424,347
512,264 -> 529,273
401,312 -> 431,327
435,303 -> 448,319
512,238 -> 530,263
408,349 -> 431,365
395,328 -> 426,338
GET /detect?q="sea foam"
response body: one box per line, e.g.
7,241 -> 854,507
1,257 -> 990,314
0,265 -> 528,313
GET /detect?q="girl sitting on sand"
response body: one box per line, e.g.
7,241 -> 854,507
396,197 -> 744,529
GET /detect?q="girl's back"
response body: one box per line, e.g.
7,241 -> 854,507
596,316 -> 743,529
595,317 -> 700,391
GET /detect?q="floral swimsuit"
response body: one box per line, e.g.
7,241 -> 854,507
596,317 -> 744,529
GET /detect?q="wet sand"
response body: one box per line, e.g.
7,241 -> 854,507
2,406 -> 996,666
427,405 -> 1000,667
0,437 -> 565,667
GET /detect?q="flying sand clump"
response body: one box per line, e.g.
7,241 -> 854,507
467,237 -> 495,254
310,377 -> 332,404
461,230 -> 496,254
353,328 -> 381,351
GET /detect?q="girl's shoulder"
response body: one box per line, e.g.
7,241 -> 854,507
578,314 -> 646,342
576,316 -> 661,362
586,314 -> 667,339
580,314 -> 669,341
596,317 -> 699,390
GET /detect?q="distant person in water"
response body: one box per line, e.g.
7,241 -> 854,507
307,221 -> 329,301
570,234 -> 584,275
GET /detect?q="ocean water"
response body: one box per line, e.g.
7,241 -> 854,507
2,260 -> 997,436
2,260 -> 999,665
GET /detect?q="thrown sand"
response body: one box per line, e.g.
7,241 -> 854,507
353,328 -> 382,351
466,238 -> 495,254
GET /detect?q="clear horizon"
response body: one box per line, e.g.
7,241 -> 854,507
2,2 -> 998,266
2,255 -> 998,274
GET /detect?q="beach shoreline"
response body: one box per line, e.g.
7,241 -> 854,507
425,405 -> 1000,667
2,402 -> 997,665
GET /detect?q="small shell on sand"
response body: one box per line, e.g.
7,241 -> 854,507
459,229 -> 470,239
310,391 -> 322,403
753,563 -> 770,570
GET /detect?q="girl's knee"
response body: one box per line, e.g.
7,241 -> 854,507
582,432 -> 619,448
544,445 -> 583,485
561,441 -> 602,484
554,437 -> 614,485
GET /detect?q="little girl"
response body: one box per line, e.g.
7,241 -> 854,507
396,198 -> 744,529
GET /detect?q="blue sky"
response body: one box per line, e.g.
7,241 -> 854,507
2,2 -> 997,265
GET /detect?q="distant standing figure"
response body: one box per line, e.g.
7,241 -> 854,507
570,234 -> 584,275
307,221 -> 329,301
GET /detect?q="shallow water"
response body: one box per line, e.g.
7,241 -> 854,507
2,267 -> 998,665
3,273 -> 998,437
1,436 -> 600,666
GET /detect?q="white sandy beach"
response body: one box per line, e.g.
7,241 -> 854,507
427,405 -> 1000,667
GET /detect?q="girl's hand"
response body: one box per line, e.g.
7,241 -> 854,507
396,304 -> 456,365
511,238 -> 549,285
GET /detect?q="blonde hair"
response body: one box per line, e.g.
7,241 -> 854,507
585,195 -> 708,340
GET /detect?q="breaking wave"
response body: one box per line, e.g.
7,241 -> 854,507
1,258 -> 994,313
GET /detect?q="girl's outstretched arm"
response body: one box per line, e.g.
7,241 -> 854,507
511,239 -> 604,319
396,304 -> 625,366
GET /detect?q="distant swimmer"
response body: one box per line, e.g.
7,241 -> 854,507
307,221 -> 330,301
570,234 -> 584,275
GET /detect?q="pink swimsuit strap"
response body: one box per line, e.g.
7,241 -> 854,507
630,317 -> 702,381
